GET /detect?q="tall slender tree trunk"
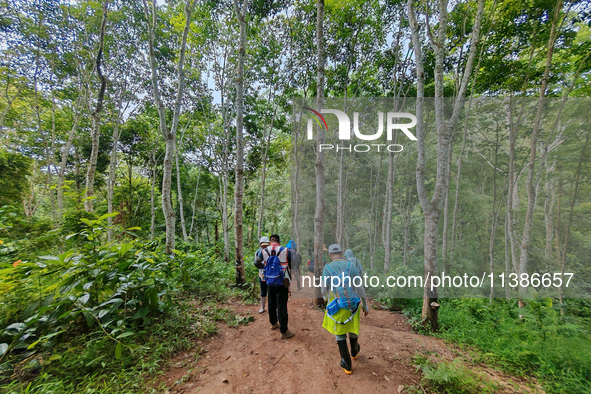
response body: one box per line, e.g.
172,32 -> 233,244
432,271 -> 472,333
383,131 -> 398,272
217,47 -> 231,262
504,209 -> 510,298
488,128 -> 501,300
143,0 -> 196,254
57,106 -> 81,216
293,120 -> 303,253
33,39 -> 57,221
313,0 -> 327,306
408,0 -> 484,331
505,98 -> 519,276
85,0 -> 109,213
258,103 -> 275,240
403,176 -> 412,266
175,135 -> 188,241
221,161 -> 230,261
106,92 -> 125,242
107,125 -> 121,242
544,159 -> 556,266
383,151 -> 394,273
336,149 -> 345,247
150,149 -> 157,240
189,168 -> 201,242
368,158 -> 383,270
450,111 -> 467,259
559,130 -> 589,303
232,0 -> 247,285
518,0 -> 561,297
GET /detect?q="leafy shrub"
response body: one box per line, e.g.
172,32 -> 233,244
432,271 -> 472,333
0,215 -> 175,382
431,298 -> 591,392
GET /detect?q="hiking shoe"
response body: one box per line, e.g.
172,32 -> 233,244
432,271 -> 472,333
337,340 -> 352,374
350,337 -> 360,359
270,323 -> 280,330
281,330 -> 295,339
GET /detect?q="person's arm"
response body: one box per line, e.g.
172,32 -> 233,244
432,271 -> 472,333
254,249 -> 264,269
321,266 -> 330,300
286,249 -> 292,271
356,259 -> 364,279
355,283 -> 368,313
350,265 -> 368,313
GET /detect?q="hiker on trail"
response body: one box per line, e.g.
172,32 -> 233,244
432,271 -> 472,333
255,236 -> 270,314
286,240 -> 302,290
344,249 -> 364,277
307,244 -> 328,274
322,244 -> 369,375
254,234 -> 295,339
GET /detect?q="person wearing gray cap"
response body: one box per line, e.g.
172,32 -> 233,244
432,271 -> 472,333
254,236 -> 270,313
321,243 -> 369,375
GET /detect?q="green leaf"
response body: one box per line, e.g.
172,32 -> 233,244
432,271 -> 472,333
115,342 -> 122,360
38,255 -> 59,262
0,343 -> 8,356
58,251 -> 74,264
27,339 -> 41,350
5,322 -> 26,335
78,294 -> 90,305
99,298 -> 124,308
116,331 -> 134,339
98,212 -> 119,221
79,218 -> 94,227
132,308 -> 150,320
83,311 -> 95,327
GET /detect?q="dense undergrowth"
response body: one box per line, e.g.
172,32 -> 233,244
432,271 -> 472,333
0,209 -> 258,393
381,296 -> 591,393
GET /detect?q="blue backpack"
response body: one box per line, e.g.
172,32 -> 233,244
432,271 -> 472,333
325,261 -> 360,322
264,246 -> 285,287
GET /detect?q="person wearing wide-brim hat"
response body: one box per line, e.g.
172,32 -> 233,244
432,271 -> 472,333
255,236 -> 270,313
321,243 -> 369,375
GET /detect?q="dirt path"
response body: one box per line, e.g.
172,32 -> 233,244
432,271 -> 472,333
159,288 -> 539,393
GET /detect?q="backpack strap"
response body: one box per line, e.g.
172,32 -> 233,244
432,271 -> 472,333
344,260 -> 352,276
326,302 -> 359,325
325,263 -> 338,277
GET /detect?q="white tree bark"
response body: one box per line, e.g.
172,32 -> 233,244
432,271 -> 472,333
57,102 -> 82,216
232,0 -> 248,285
143,0 -> 196,254
189,168 -> 201,242
175,130 -> 188,241
313,0 -> 327,305
107,94 -> 124,242
85,0 -> 109,213
518,0 -> 562,296
408,0 -> 484,330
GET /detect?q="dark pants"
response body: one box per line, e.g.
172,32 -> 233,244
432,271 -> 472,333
259,277 -> 268,297
268,285 -> 289,333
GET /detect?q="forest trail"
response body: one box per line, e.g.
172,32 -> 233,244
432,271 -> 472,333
159,284 -> 539,393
